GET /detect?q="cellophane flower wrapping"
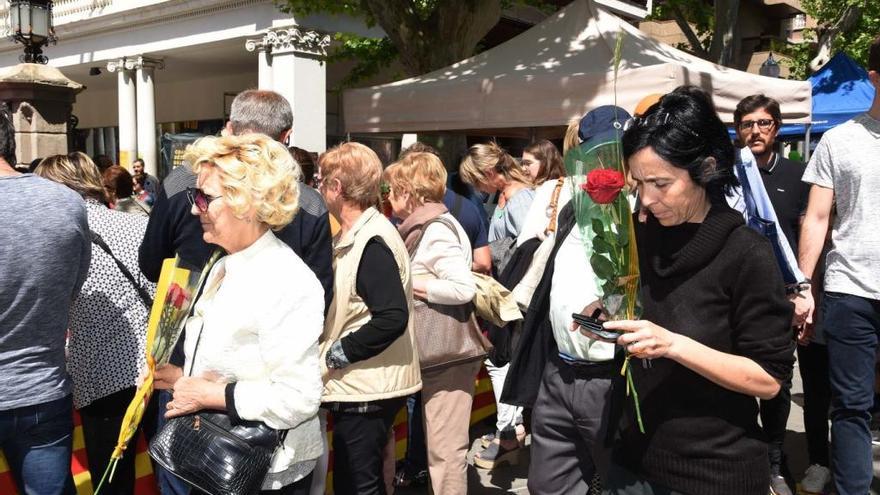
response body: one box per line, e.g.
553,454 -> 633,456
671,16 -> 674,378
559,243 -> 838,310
564,138 -> 641,321
564,137 -> 646,433
96,252 -> 221,493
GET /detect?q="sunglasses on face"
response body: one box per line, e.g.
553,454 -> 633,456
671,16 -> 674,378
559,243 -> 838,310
738,119 -> 776,132
186,187 -> 221,213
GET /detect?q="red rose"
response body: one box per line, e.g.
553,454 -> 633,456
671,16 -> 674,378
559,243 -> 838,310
167,283 -> 186,309
581,169 -> 625,204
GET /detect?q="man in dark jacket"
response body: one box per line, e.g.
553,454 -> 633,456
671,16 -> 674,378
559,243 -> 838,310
139,89 -> 333,310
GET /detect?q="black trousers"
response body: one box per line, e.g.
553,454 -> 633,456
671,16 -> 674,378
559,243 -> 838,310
330,398 -> 405,495
797,342 -> 831,467
78,387 -> 138,495
760,373 -> 792,475
192,471 -> 314,495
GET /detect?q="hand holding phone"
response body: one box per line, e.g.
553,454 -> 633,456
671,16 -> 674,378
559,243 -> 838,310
571,308 -> 622,342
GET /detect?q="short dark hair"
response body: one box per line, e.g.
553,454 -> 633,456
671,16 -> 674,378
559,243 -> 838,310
132,158 -> 145,167
622,85 -> 738,201
103,165 -> 134,199
289,146 -> 316,185
399,142 -> 440,160
0,103 -> 16,166
524,139 -> 564,184
229,90 -> 293,141
734,94 -> 782,127
869,34 -> 880,73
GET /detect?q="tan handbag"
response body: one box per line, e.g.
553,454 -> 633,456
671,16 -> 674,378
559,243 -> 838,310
512,178 -> 565,309
409,217 -> 494,372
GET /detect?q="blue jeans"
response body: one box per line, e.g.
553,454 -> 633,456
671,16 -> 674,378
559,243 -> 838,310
0,395 -> 76,495
824,291 -> 880,495
150,390 -> 191,495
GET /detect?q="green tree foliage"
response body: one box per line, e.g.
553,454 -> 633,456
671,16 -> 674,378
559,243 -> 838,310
279,0 -> 551,87
647,0 -> 742,67
781,0 -> 880,79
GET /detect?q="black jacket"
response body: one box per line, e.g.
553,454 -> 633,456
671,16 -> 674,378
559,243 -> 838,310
500,202 -> 577,407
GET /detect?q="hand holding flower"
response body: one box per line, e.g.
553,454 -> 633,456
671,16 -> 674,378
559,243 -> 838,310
153,364 -> 183,390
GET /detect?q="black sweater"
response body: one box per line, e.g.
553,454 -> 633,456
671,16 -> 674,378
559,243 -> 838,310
613,204 -> 795,495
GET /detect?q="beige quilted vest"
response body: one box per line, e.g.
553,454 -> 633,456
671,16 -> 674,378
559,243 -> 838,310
320,207 -> 422,402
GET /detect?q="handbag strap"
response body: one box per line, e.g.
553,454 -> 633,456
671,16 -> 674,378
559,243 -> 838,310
409,216 -> 462,256
545,178 -> 565,235
90,230 -> 154,309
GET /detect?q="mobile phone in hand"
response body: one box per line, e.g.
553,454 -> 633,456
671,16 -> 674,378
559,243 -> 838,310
571,312 -> 623,341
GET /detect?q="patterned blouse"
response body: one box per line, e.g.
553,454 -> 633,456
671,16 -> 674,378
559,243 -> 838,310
67,198 -> 155,409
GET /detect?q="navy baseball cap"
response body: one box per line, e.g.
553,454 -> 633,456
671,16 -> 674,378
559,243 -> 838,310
578,105 -> 632,149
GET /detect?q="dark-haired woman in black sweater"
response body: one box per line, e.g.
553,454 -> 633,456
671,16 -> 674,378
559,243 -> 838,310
594,86 -> 796,495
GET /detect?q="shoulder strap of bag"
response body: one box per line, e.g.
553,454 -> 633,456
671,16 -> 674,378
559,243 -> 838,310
545,178 -> 565,235
409,216 -> 462,256
90,231 -> 154,309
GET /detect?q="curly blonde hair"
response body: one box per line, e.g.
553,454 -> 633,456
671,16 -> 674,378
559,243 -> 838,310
184,134 -> 300,231
459,142 -> 532,189
385,152 -> 447,205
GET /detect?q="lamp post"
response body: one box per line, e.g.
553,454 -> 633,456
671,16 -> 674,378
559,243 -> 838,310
759,52 -> 781,78
8,0 -> 56,64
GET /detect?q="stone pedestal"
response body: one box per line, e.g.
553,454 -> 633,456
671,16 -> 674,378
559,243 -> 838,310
0,64 -> 84,168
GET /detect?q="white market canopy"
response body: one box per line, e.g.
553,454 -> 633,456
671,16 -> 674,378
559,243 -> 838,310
343,0 -> 811,134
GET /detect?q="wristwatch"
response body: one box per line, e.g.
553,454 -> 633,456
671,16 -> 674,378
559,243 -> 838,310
786,278 -> 812,295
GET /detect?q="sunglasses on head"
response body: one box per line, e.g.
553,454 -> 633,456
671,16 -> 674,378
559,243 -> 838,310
186,187 -> 221,213
738,119 -> 775,131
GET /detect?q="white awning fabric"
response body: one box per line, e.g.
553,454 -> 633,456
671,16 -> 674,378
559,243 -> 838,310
342,0 -> 811,133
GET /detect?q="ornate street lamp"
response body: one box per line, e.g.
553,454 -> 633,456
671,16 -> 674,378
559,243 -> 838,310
759,52 -> 781,78
8,0 -> 56,64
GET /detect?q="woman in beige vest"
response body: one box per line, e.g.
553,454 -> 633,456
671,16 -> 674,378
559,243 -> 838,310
385,152 -> 479,495
317,142 -> 421,495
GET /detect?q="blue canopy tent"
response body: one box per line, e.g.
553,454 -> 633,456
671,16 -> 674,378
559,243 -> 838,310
778,52 -> 874,137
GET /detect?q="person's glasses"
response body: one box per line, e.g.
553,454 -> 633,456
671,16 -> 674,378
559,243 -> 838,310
186,187 -> 220,213
738,119 -> 775,131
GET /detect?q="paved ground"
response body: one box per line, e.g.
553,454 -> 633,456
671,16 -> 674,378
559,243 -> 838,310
397,358 -> 880,494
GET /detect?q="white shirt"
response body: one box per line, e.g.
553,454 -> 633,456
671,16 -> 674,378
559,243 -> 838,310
184,230 -> 325,485
549,224 -> 616,362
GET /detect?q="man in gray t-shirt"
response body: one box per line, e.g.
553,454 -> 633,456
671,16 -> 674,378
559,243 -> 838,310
798,34 -> 880,495
0,109 -> 90,494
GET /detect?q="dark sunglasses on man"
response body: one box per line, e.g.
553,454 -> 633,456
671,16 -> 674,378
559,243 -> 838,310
186,187 -> 221,213
738,119 -> 775,132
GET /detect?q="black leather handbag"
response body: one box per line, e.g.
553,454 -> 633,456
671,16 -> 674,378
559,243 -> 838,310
148,412 -> 279,495
148,298 -> 281,495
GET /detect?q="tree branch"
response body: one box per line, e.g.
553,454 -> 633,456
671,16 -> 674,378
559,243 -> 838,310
668,2 -> 709,58
809,3 -> 862,71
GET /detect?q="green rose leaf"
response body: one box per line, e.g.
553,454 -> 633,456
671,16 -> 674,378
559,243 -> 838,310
593,236 -> 614,254
591,218 -> 605,237
591,252 -> 616,282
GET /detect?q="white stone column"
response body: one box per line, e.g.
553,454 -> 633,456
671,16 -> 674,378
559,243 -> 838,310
252,28 -> 331,152
128,56 -> 163,177
108,58 -> 137,167
245,38 -> 273,89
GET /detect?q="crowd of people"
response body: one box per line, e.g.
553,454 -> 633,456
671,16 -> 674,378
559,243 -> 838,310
0,34 -> 878,495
